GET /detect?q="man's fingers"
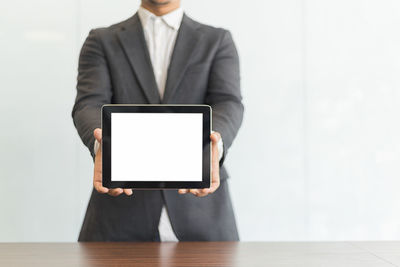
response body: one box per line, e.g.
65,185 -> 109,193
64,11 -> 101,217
195,188 -> 210,197
179,187 -> 213,197
94,181 -> 109,194
94,185 -> 131,197
108,188 -> 123,196
123,188 -> 133,196
209,179 -> 220,194
190,189 -> 210,197
93,152 -> 105,193
189,189 -> 199,196
210,132 -> 221,193
93,128 -> 102,143
211,133 -> 220,165
210,131 -> 221,144
200,188 -> 210,194
178,189 -> 189,194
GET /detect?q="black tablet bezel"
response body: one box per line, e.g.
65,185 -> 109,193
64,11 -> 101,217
102,104 -> 211,189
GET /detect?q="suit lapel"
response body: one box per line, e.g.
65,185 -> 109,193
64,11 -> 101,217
162,14 -> 201,104
117,14 -> 161,104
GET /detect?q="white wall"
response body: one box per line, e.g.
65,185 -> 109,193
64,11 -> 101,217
1,0 -> 400,241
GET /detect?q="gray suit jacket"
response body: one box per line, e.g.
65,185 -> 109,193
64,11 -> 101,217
72,13 -> 244,241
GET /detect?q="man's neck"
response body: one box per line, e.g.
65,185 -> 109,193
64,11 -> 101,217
141,2 -> 180,16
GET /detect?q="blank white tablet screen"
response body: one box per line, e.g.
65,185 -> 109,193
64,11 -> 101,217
111,113 -> 203,181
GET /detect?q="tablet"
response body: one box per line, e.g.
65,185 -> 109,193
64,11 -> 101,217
102,104 -> 211,189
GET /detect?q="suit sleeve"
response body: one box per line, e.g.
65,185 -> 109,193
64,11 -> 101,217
206,30 -> 244,165
72,29 -> 112,159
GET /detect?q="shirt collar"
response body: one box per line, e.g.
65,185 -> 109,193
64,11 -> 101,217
161,7 -> 183,30
138,6 -> 183,31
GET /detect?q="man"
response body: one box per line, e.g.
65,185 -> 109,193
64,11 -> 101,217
72,0 -> 243,241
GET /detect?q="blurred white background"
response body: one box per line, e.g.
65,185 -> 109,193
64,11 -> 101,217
1,0 -> 400,241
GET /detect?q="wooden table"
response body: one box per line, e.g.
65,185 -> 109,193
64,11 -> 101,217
0,242 -> 399,266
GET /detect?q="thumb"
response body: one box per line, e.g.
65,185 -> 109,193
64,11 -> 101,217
94,128 -> 102,143
210,131 -> 221,144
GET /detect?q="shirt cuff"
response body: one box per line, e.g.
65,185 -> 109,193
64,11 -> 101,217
94,139 -> 100,155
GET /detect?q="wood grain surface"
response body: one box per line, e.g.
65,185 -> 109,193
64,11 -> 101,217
0,241 -> 399,267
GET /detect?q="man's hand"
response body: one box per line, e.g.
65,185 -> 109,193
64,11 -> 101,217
178,132 -> 221,197
93,128 -> 133,196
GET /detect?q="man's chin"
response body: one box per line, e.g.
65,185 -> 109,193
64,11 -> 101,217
147,0 -> 171,6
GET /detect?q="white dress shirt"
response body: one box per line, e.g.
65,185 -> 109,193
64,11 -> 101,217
138,6 -> 182,99
94,6 -> 223,242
